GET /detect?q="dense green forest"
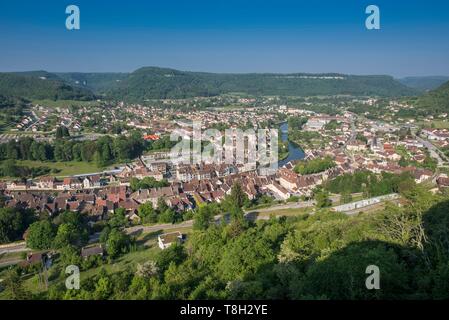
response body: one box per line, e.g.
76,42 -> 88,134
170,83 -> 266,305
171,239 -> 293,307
106,67 -> 419,101
1,68 -> 419,103
0,72 -> 95,101
0,207 -> 36,244
56,73 -> 129,94
416,80 -> 449,115
324,171 -> 415,197
0,133 -> 180,178
0,94 -> 27,132
294,157 -> 336,175
0,134 -> 145,175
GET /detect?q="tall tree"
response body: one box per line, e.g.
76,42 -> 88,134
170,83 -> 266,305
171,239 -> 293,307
25,220 -> 56,250
193,205 -> 215,230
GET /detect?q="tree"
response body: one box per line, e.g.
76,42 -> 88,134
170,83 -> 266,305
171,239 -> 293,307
99,225 -> 112,247
156,243 -> 187,273
100,143 -> 113,166
25,220 -> 56,250
340,191 -> 353,204
93,275 -> 113,300
294,157 -> 336,175
56,126 -> 70,139
193,205 -> 215,230
230,183 -> 247,209
0,208 -> 34,244
105,228 -> 131,259
135,261 -> 159,278
315,190 -> 332,208
297,242 -> 409,300
138,202 -> 158,224
157,197 -> 169,213
108,208 -> 128,228
2,159 -> 18,177
130,177 -> 169,192
52,211 -> 88,248
59,245 -> 82,267
222,183 -> 248,222
2,269 -> 30,300
53,223 -> 85,249
399,156 -> 408,167
158,208 -> 177,224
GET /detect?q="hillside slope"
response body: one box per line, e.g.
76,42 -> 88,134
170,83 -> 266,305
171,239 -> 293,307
0,72 -> 95,101
56,72 -> 129,94
0,68 -> 420,102
107,67 -> 419,101
416,80 -> 449,114
398,76 -> 449,91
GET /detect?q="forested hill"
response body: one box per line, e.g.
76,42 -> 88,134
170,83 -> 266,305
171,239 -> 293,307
416,80 -> 449,114
0,72 -> 95,101
398,76 -> 449,91
0,67 -> 421,102
106,67 -> 419,101
56,72 -> 129,94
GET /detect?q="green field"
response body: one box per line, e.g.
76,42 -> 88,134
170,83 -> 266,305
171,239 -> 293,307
7,160 -> 102,177
80,246 -> 160,280
418,120 -> 449,129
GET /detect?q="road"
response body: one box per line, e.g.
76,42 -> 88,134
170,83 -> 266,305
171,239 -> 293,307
246,194 -> 344,214
0,242 -> 29,255
414,134 -> 446,166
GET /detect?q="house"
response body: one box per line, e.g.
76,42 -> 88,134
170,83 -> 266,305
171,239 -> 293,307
6,181 -> 28,191
146,170 -> 164,181
215,164 -> 237,177
36,176 -> 56,190
267,182 -> 291,200
177,165 -> 194,182
413,169 -> 433,184
131,186 -> 179,208
62,177 -> 83,190
169,196 -> 194,212
158,232 -> 185,250
346,140 -> 367,152
118,199 -> 140,214
81,245 -> 104,260
83,175 -> 102,189
19,252 -> 48,268
437,175 -> 449,189
279,168 -> 299,191
148,162 -> 168,174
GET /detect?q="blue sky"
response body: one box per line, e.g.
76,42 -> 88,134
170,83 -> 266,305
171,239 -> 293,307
0,0 -> 448,77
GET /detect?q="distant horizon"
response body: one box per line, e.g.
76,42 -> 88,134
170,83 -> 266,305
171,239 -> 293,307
2,66 -> 449,79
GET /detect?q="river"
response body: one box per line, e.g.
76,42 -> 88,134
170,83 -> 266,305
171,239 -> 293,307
278,122 -> 305,168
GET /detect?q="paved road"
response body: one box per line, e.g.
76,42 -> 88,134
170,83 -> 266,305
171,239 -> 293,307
0,243 -> 29,255
246,201 -> 315,213
414,134 -> 447,166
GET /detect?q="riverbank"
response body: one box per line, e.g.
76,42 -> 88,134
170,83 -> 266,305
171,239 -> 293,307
278,122 -> 305,167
